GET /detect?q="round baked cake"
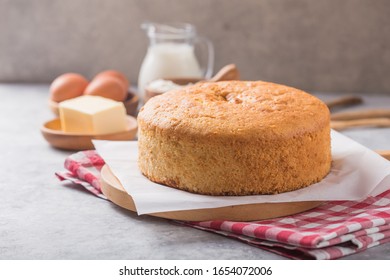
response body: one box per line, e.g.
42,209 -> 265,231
137,81 -> 331,195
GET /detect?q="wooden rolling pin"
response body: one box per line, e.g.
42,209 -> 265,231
325,96 -> 363,110
376,150 -> 390,160
324,98 -> 390,161
331,109 -> 390,121
331,118 -> 390,131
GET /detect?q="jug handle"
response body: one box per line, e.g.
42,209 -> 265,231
196,37 -> 214,80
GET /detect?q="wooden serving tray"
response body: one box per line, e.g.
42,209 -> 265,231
100,165 -> 323,222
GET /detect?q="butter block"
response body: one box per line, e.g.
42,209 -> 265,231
59,95 -> 127,135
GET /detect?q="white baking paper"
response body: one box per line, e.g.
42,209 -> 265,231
93,130 -> 390,215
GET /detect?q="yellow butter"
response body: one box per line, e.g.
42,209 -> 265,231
59,95 -> 127,135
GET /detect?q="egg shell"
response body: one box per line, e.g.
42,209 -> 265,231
84,76 -> 127,101
50,73 -> 89,102
94,70 -> 130,91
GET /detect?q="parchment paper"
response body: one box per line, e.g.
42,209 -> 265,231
93,130 -> 390,215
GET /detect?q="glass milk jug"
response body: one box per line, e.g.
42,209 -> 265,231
137,22 -> 214,101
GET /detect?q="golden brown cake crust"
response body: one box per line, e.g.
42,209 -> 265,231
137,81 -> 331,195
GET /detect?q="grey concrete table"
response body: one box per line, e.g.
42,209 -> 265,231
1,84 -> 389,260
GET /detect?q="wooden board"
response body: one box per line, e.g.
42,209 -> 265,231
100,165 -> 323,222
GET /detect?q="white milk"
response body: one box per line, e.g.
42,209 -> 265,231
137,43 -> 202,99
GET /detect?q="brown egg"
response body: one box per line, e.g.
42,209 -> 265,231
84,76 -> 127,101
94,70 -> 130,91
50,73 -> 89,102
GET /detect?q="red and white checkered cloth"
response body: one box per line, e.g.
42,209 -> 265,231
56,150 -> 390,260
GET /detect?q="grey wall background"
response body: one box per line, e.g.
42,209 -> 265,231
1,0 -> 389,93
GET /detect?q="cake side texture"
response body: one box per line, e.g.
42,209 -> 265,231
137,80 -> 331,195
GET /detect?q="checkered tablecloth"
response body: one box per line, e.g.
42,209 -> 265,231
56,150 -> 390,260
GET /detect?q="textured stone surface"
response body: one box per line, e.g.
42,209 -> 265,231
1,0 -> 390,93
0,83 -> 390,259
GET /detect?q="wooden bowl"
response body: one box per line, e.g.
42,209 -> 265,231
48,90 -> 140,117
123,90 -> 139,116
143,64 -> 240,103
144,78 -> 200,103
41,116 -> 138,150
